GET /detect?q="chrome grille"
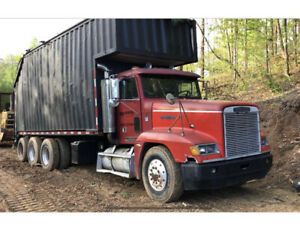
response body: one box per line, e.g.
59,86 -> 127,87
224,106 -> 261,159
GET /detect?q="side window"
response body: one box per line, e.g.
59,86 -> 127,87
120,78 -> 138,99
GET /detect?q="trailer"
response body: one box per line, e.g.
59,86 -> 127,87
14,19 -> 272,202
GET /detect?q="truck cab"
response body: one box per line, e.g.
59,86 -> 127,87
96,66 -> 273,202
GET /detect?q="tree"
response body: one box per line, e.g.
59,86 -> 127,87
196,20 -> 241,78
244,19 -> 248,73
233,19 -> 239,81
270,19 -> 275,56
274,20 -> 278,55
223,20 -> 233,64
195,18 -> 298,96
29,37 -> 39,49
277,19 -> 285,57
0,55 -> 20,92
293,19 -> 298,67
283,19 -> 290,76
265,19 -> 270,74
200,19 -> 205,79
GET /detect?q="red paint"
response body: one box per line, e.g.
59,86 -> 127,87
114,68 -> 271,179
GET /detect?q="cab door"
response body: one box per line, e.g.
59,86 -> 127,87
116,77 -> 142,144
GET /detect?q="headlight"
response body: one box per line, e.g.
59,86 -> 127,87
261,136 -> 269,146
189,144 -> 220,155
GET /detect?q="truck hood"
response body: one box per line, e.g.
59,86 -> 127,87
151,99 -> 259,162
152,99 -> 257,112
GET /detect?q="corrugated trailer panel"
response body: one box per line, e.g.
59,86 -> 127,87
114,19 -> 197,65
16,26 -> 98,132
15,19 -> 197,133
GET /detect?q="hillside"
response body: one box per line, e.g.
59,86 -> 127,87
258,84 -> 300,188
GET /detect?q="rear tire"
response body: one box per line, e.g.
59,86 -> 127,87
142,146 -> 184,203
17,137 -> 29,162
55,138 -> 71,169
40,138 -> 60,171
27,137 -> 42,166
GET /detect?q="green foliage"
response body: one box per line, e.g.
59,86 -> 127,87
194,19 -> 300,100
0,37 -> 39,93
0,55 -> 20,92
29,37 -> 39,49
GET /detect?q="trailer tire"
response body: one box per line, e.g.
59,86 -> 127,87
142,145 -> 184,203
40,138 -> 60,171
17,137 -> 29,162
55,138 -> 71,169
27,137 -> 42,166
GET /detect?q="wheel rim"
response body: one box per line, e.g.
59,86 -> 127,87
147,159 -> 167,191
42,146 -> 50,166
28,145 -> 35,163
18,143 -> 23,156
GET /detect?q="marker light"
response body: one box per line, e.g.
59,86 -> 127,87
261,136 -> 269,146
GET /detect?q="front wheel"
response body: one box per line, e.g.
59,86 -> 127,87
142,146 -> 184,203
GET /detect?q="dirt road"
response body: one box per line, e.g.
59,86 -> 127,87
0,146 -> 299,212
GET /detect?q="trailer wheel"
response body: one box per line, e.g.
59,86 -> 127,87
40,138 -> 60,171
142,146 -> 184,203
17,137 -> 29,162
55,138 -> 71,169
27,137 -> 42,166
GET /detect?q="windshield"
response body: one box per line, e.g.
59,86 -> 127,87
141,74 -> 201,99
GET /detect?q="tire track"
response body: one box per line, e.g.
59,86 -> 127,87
0,169 -> 58,212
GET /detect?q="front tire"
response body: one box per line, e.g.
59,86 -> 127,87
142,146 -> 184,203
40,138 -> 60,171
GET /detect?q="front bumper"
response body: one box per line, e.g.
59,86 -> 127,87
181,152 -> 272,190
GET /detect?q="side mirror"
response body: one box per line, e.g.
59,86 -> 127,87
166,93 -> 176,105
109,78 -> 120,107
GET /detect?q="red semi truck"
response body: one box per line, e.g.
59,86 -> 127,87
14,19 -> 272,202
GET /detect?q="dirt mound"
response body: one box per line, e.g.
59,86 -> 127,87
258,85 -> 300,187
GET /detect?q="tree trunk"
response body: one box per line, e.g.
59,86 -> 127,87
265,19 -> 270,74
298,19 -> 300,65
200,19 -> 205,78
274,20 -> 278,55
244,19 -> 248,73
283,19 -> 290,76
196,21 -> 241,78
225,27 -> 232,64
277,19 -> 285,57
293,19 -> 298,67
233,19 -> 238,82
270,19 -> 275,56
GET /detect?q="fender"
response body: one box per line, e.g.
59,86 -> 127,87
133,127 -> 219,179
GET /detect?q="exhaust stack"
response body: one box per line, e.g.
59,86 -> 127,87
98,64 -> 119,133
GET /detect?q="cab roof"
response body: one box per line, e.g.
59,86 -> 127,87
118,67 -> 200,79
